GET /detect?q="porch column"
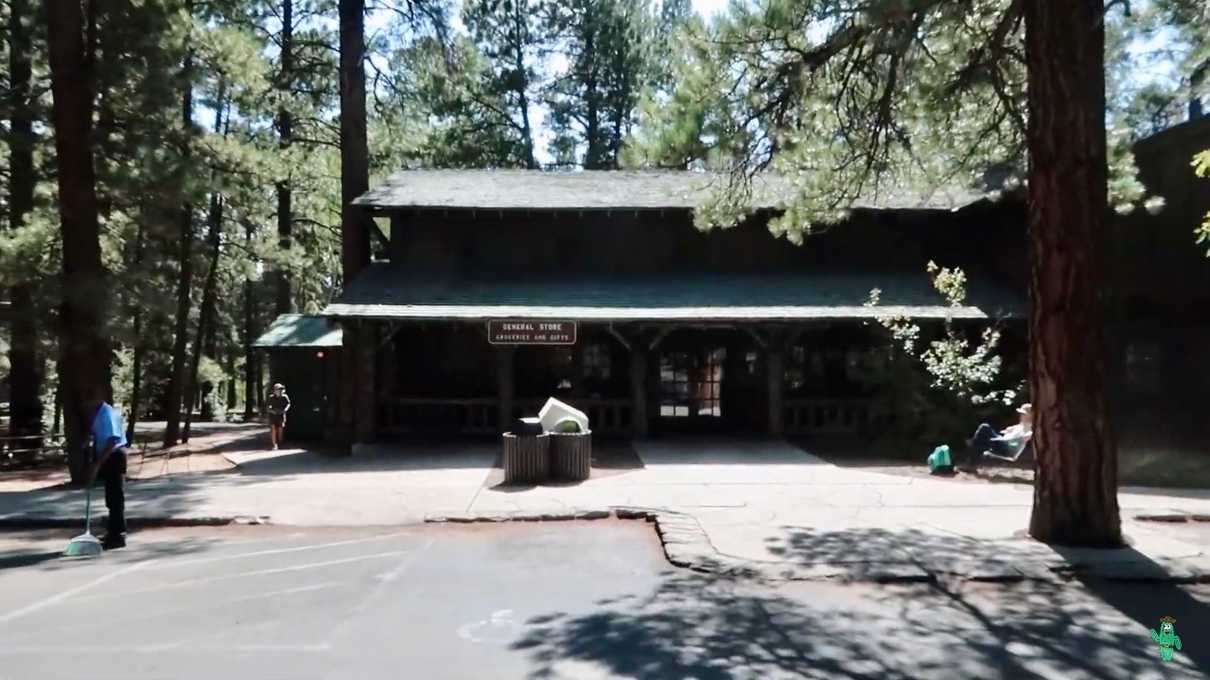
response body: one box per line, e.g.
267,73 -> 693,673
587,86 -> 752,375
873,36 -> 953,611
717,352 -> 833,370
353,322 -> 378,444
497,346 -> 515,433
766,345 -> 784,438
629,347 -> 648,438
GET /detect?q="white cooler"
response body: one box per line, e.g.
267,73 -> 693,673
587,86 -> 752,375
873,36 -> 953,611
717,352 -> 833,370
538,397 -> 589,433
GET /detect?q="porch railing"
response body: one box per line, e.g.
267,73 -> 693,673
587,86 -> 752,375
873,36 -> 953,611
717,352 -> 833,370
783,398 -> 883,435
0,433 -> 67,467
379,397 -> 633,436
379,398 -> 499,436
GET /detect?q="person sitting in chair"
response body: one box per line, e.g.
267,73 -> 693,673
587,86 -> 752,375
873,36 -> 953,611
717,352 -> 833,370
961,403 -> 1032,473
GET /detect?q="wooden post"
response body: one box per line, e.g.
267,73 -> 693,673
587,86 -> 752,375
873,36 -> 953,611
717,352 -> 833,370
334,319 -> 355,442
497,346 -> 515,434
766,331 -> 785,438
378,328 -> 398,399
353,322 -> 377,444
629,347 -> 648,439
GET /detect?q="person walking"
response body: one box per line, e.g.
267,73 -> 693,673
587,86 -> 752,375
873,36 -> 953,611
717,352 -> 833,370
84,385 -> 129,550
266,383 -> 291,450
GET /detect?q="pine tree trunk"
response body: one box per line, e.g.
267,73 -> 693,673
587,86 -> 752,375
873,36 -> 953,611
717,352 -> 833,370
8,0 -> 43,446
125,219 -> 147,444
244,258 -> 257,420
183,83 -> 228,442
339,0 -> 370,441
127,319 -> 143,443
511,1 -> 537,170
1025,0 -> 1121,547
46,0 -> 109,481
162,39 -> 196,448
226,349 -> 237,411
275,0 -> 295,315
184,191 -> 223,442
243,203 -> 260,422
52,376 -> 62,436
339,0 -> 370,283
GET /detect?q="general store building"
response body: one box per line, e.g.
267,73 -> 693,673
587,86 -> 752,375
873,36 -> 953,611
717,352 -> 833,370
309,171 -> 1025,444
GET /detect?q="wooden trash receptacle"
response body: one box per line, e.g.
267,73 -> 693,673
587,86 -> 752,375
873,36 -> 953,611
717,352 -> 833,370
502,432 -> 550,484
550,431 -> 592,482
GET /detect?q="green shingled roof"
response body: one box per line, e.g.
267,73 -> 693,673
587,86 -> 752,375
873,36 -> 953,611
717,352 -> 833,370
354,170 -> 986,212
322,265 -> 1023,322
253,314 -> 343,348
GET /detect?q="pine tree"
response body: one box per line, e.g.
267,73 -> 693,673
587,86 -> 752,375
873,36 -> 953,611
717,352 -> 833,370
45,0 -> 108,480
543,0 -> 655,169
629,0 -> 1184,546
461,0 -> 544,168
4,0 -> 43,445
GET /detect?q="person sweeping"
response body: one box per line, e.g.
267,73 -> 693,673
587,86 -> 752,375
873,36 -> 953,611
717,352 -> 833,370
84,384 -> 129,550
266,383 -> 291,450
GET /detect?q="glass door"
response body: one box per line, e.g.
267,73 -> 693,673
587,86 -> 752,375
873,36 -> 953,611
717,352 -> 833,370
658,347 -> 726,430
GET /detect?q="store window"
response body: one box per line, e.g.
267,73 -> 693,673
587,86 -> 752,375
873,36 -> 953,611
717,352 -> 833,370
582,343 -> 611,380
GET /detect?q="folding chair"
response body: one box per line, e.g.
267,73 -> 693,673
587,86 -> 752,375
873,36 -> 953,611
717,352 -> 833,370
982,441 -> 1032,464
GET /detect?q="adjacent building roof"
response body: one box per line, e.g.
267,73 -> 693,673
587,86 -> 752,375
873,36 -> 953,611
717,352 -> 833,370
322,264 -> 1023,322
354,170 -> 986,213
253,314 -> 344,348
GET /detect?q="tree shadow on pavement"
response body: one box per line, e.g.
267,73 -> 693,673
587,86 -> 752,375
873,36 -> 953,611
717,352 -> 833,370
513,570 -> 1206,679
231,441 -> 499,475
0,470 -> 265,527
1076,577 -> 1210,673
0,532 -> 223,574
762,526 -> 1056,570
0,550 -> 63,571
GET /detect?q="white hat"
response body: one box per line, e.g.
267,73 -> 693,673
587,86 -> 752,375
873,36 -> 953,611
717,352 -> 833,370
1016,403 -> 1032,415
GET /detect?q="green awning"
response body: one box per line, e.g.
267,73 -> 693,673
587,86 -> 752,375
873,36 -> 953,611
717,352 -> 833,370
253,314 -> 343,348
322,265 -> 1024,322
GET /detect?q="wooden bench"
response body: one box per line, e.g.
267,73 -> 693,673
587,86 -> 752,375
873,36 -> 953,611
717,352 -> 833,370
0,434 -> 67,468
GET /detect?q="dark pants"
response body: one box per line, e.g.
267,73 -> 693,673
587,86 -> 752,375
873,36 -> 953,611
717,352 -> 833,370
968,423 -> 1011,467
98,451 -> 127,536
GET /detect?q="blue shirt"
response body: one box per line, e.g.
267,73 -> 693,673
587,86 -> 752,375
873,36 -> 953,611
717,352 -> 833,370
91,402 -> 128,458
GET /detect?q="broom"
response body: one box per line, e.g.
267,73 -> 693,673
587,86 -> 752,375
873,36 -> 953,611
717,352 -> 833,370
64,464 -> 103,558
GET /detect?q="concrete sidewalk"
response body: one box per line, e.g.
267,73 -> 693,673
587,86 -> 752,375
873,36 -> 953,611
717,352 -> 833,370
2,437 -> 1208,583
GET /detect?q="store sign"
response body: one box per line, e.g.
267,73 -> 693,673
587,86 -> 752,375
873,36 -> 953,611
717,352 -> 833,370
488,320 -> 577,345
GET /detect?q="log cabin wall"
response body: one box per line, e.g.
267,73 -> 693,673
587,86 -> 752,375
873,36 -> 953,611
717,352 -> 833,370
1107,117 -> 1210,446
388,205 -> 1026,288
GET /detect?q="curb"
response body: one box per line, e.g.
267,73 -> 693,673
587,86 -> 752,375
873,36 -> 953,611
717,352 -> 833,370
0,515 -> 269,529
424,509 -> 613,523
1134,512 -> 1210,523
424,507 -> 939,583
423,507 -> 1210,585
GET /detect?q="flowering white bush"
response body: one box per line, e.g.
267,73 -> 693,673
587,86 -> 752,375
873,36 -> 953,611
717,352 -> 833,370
867,262 -> 1024,410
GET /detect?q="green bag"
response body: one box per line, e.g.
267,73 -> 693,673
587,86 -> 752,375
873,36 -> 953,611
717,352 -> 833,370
927,445 -> 952,472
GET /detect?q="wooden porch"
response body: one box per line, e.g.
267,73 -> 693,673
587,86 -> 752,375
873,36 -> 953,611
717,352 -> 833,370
341,318 -> 906,443
374,395 -> 883,439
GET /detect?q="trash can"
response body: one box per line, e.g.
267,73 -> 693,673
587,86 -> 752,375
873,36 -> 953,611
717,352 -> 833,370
550,430 -> 591,482
502,432 -> 550,484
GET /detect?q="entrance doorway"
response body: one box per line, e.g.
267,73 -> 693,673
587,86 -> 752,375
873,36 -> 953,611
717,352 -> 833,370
655,329 -> 766,434
657,346 -> 726,431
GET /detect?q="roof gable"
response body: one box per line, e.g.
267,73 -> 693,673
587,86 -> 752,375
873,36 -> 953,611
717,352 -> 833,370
253,314 -> 343,348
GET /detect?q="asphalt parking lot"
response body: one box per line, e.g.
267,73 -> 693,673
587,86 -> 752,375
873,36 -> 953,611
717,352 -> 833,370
0,522 -> 1206,680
